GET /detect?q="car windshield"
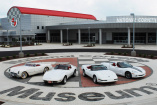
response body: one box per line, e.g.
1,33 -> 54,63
91,65 -> 107,71
54,65 -> 69,70
117,62 -> 133,68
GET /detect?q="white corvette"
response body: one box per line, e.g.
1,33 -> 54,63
43,64 -> 77,84
81,64 -> 118,83
8,62 -> 53,79
101,61 -> 146,79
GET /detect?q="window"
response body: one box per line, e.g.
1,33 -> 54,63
37,26 -> 39,29
4,38 -> 7,41
12,38 -> 16,41
42,26 -> 44,29
27,37 -> 32,41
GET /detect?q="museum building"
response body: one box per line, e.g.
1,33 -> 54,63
0,6 -> 157,45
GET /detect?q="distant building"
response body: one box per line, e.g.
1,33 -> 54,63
0,6 -> 157,45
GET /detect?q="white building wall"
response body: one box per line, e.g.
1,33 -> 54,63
1,14 -> 95,37
31,15 -> 95,34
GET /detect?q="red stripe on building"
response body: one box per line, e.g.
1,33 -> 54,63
8,6 -> 96,20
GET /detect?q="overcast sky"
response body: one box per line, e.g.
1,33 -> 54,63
0,0 -> 157,20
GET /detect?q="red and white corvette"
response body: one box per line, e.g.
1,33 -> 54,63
8,62 -> 53,79
101,61 -> 146,79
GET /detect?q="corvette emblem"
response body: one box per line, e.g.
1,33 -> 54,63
11,16 -> 17,27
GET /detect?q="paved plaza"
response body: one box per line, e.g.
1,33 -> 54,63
0,51 -> 157,105
0,43 -> 157,51
0,44 -> 157,105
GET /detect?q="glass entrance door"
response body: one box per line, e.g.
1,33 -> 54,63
51,33 -> 60,43
131,33 -> 146,43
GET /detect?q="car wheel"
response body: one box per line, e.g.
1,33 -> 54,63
83,70 -> 86,77
93,75 -> 97,84
61,76 -> 67,84
72,69 -> 77,77
43,67 -> 49,74
21,72 -> 27,79
44,81 -> 48,84
125,72 -> 132,79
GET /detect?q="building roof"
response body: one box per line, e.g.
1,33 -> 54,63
8,6 -> 96,20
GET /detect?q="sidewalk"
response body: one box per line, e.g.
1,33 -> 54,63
0,43 -> 157,51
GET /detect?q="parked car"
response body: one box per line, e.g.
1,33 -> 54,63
43,64 -> 77,84
81,64 -> 118,83
8,62 -> 52,79
101,61 -> 146,79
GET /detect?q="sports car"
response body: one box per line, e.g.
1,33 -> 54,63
101,61 -> 146,79
81,64 -> 118,83
8,62 -> 53,79
43,64 -> 77,84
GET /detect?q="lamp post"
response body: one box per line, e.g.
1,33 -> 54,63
7,7 -> 24,57
130,13 -> 136,56
88,27 -> 90,44
67,28 -> 68,43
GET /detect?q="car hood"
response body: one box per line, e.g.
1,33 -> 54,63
125,66 -> 145,74
95,70 -> 117,79
10,66 -> 27,73
131,66 -> 146,73
43,70 -> 66,80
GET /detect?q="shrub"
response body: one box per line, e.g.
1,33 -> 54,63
26,53 -> 30,57
111,52 -> 114,55
0,57 -> 2,61
42,53 -> 45,55
118,52 -> 121,55
143,54 -> 146,58
13,55 -> 16,58
35,53 -> 37,56
124,52 -> 127,55
139,54 -> 142,57
151,54 -> 154,59
6,56 -> 9,59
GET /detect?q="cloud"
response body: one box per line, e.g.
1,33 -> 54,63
1,0 -> 157,20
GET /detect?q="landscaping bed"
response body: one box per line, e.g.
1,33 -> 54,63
105,52 -> 157,59
0,53 -> 47,62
